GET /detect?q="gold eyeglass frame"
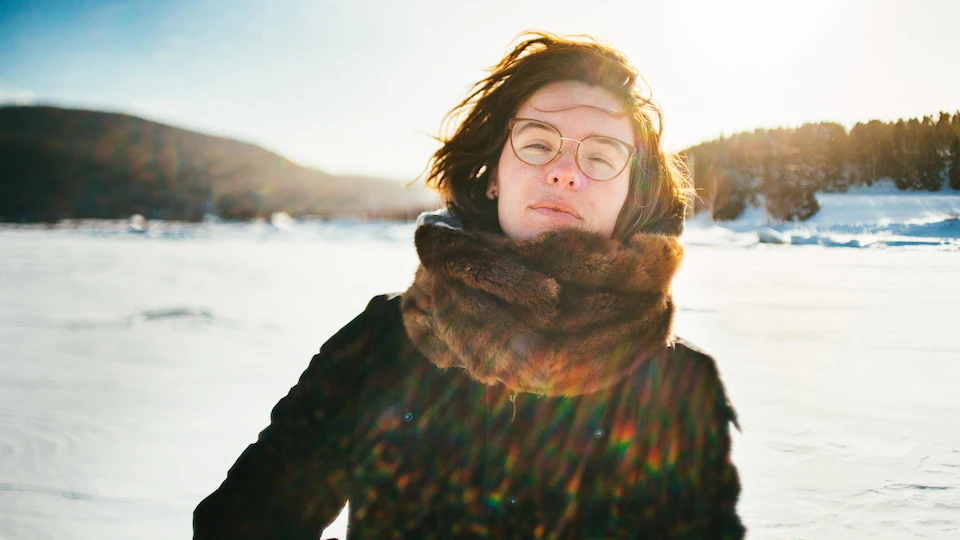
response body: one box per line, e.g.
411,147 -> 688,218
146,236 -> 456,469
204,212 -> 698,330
508,117 -> 637,181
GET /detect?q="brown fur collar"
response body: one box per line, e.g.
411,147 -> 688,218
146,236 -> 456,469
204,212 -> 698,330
401,225 -> 683,396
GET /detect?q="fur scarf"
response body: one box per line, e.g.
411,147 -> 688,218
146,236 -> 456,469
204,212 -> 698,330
401,217 -> 683,396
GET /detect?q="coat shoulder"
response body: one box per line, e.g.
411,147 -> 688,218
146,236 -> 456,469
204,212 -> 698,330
344,293 -> 403,339
313,294 -> 394,360
366,292 -> 403,320
353,293 -> 427,375
665,337 -> 740,431
363,293 -> 405,340
669,337 -> 720,377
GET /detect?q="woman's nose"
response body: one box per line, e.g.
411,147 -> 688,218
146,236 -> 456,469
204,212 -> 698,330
546,146 -> 584,190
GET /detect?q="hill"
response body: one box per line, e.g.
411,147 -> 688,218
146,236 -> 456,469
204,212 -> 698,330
0,106 -> 438,222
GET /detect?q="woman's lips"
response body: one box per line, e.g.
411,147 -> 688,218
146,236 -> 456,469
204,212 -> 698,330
529,201 -> 581,221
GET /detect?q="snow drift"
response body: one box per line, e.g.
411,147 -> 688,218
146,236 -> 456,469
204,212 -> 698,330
684,185 -> 960,249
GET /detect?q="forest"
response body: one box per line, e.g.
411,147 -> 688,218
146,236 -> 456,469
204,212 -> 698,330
685,111 -> 960,221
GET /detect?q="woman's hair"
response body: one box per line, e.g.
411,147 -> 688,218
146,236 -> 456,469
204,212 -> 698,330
423,31 -> 690,240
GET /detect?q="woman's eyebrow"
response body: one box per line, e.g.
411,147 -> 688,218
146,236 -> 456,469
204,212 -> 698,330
517,121 -> 612,143
589,137 -> 631,151
514,121 -> 555,137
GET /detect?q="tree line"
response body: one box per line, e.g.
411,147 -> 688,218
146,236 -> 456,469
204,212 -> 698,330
685,111 -> 960,221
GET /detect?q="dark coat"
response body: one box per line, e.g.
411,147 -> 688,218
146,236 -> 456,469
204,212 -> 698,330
194,294 -> 744,539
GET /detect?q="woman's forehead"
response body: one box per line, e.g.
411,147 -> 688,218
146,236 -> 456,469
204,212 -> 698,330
516,81 -> 633,140
523,81 -> 627,116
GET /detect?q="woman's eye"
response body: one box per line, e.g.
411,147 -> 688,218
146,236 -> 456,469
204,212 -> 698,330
523,142 -> 554,152
586,154 -> 614,167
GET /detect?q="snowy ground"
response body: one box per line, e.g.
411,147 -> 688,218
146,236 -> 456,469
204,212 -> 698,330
686,186 -> 960,250
0,200 -> 958,539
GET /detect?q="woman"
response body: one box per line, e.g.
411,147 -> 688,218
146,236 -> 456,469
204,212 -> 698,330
194,32 -> 744,539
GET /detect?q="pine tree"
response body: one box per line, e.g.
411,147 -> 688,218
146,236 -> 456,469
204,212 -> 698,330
918,117 -> 944,191
936,112 -> 953,148
949,135 -> 960,191
891,120 -> 912,190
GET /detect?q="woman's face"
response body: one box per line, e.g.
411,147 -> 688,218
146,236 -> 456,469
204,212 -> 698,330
493,81 -> 634,239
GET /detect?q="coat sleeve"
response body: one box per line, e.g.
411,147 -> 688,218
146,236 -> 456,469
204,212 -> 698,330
670,343 -> 746,539
193,296 -> 386,540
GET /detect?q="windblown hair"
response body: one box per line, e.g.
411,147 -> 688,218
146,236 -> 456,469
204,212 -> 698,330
423,31 -> 690,240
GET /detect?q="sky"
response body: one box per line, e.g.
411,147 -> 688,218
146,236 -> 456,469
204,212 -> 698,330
1,0 -> 959,180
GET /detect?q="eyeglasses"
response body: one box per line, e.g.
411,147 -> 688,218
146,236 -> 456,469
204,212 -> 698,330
508,118 -> 636,182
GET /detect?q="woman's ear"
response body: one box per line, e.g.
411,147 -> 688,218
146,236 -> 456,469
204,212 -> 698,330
485,177 -> 499,200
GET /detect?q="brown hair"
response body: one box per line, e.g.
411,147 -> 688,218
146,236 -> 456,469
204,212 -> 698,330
423,31 -> 690,240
